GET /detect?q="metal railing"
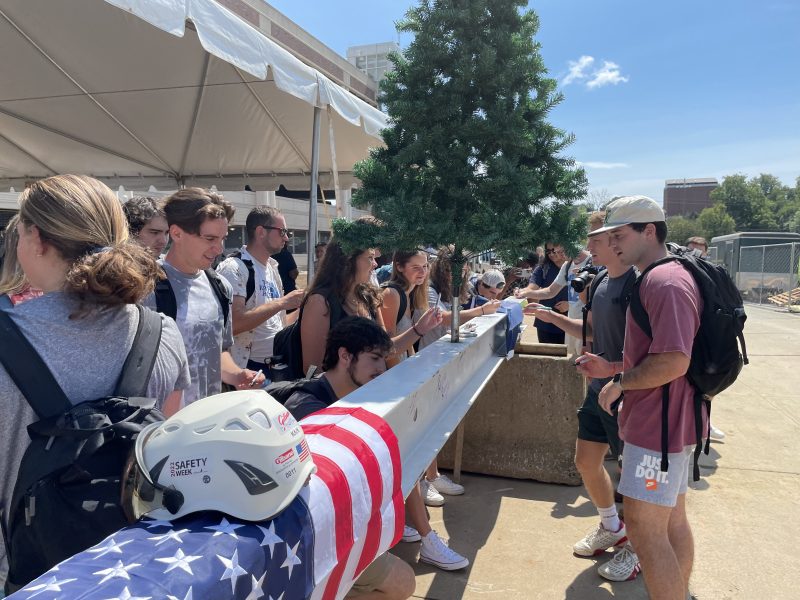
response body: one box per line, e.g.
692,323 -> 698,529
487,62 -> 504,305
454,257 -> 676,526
737,243 -> 800,306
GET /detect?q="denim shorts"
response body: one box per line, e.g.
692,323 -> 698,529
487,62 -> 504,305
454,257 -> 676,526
618,442 -> 692,507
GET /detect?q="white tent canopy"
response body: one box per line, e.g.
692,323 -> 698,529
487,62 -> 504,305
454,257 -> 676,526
0,0 -> 387,192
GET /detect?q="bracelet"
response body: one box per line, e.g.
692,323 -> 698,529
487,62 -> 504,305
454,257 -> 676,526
412,323 -> 423,337
480,305 -> 485,315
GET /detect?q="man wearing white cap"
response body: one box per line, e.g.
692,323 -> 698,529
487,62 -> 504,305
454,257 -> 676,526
578,195 -> 704,600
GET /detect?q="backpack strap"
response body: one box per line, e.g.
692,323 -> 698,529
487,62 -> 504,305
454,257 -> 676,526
582,269 -> 608,348
204,268 -> 232,327
0,296 -> 71,419
153,268 -> 177,321
115,306 -> 163,398
229,251 -> 256,302
381,282 -> 408,326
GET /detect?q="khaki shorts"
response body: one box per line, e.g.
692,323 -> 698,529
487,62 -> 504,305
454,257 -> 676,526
345,552 -> 399,597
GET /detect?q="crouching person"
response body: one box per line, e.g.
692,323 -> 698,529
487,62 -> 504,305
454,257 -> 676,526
284,316 -> 415,599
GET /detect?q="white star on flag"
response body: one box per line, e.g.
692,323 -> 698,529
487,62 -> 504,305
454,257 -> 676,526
156,548 -> 203,575
244,572 -> 267,600
205,516 -> 245,538
23,576 -> 77,598
166,587 -> 193,600
269,593 -> 284,600
108,587 -> 152,600
93,560 -> 142,585
217,549 -> 248,594
87,537 -> 133,559
257,522 -> 284,556
142,518 -> 174,529
280,541 -> 302,579
148,528 -> 190,546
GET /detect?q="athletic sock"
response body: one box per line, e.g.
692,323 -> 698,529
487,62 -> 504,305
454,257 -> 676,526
598,505 -> 621,532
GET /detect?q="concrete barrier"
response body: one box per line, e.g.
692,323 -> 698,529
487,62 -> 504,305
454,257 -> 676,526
438,349 -> 586,486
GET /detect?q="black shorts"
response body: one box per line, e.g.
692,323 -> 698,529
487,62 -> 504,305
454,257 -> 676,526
577,386 -> 623,459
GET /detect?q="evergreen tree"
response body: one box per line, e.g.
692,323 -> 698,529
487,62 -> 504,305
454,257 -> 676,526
340,0 -> 587,340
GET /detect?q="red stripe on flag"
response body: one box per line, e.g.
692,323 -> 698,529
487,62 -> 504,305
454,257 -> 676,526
317,407 -> 405,545
310,453 -> 353,600
302,424 -> 383,575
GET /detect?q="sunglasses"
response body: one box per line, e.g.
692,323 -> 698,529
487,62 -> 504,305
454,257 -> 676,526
262,226 -> 291,237
481,281 -> 505,290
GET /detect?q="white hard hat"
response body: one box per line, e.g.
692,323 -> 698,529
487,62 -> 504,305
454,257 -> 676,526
123,390 -> 316,522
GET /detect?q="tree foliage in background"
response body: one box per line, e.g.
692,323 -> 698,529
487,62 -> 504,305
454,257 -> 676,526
344,0 -> 587,267
665,172 -> 800,244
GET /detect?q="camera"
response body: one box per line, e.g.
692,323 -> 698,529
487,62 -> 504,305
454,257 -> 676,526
571,265 -> 601,293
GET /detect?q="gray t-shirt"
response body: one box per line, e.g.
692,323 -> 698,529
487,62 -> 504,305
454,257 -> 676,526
589,268 -> 635,392
144,259 -> 234,406
0,292 -> 189,584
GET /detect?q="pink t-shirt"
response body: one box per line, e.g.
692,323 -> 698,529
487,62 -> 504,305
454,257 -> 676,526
618,261 -> 707,452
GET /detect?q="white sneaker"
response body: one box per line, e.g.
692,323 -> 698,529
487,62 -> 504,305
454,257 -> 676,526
402,525 -> 421,543
428,473 -> 465,496
573,522 -> 627,557
598,543 -> 641,581
709,424 -> 726,441
421,478 -> 445,507
419,531 -> 469,570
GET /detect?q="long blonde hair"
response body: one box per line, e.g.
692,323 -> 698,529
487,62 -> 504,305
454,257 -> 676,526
388,250 -> 429,317
17,174 -> 158,311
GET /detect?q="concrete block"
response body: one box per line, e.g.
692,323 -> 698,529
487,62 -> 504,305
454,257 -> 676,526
438,353 -> 586,485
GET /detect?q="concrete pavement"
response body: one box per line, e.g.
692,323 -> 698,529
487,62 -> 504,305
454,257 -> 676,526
395,305 -> 799,599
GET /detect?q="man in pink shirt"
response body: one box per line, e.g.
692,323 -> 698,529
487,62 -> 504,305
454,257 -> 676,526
579,195 -> 704,600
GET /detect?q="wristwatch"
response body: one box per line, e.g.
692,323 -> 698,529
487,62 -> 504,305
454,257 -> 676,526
612,372 -> 623,389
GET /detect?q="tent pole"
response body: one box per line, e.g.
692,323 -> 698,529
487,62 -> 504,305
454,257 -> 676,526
307,106 -> 322,283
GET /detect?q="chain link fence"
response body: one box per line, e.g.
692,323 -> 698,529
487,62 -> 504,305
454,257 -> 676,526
737,243 -> 800,306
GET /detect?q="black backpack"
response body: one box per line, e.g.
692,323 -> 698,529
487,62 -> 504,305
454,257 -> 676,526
226,251 -> 256,302
630,244 -> 748,481
581,267 -> 637,348
265,374 -> 333,406
154,267 -> 232,326
0,304 -> 165,592
272,290 -> 343,382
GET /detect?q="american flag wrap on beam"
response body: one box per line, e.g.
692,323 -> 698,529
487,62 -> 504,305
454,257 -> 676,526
9,407 -> 404,600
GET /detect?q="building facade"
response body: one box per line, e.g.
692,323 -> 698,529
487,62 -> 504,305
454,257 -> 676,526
663,178 -> 719,217
346,42 -> 401,84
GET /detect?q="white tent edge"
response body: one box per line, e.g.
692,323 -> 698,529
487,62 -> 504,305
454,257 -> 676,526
105,0 -> 388,138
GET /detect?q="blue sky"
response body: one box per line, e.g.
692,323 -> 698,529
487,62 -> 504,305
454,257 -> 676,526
267,0 -> 800,204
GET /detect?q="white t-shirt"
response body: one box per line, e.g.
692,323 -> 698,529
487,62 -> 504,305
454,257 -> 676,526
217,248 -> 285,365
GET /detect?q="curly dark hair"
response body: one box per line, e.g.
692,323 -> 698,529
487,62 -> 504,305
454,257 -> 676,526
322,316 -> 392,371
122,196 -> 164,236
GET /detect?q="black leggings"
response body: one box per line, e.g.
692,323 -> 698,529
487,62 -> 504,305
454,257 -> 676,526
536,329 -> 565,345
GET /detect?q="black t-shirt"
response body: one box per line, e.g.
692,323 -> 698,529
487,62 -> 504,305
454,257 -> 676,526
284,375 -> 338,421
271,247 -> 298,293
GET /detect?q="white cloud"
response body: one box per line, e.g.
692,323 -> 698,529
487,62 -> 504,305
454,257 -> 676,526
586,61 -> 629,89
579,161 -> 630,169
562,55 -> 594,86
562,56 -> 629,89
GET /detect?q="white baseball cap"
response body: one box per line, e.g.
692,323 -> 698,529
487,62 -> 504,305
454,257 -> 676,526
589,195 -> 666,236
480,269 -> 506,289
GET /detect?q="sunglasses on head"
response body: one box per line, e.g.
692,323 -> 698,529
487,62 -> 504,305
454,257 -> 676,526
481,281 -> 504,290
